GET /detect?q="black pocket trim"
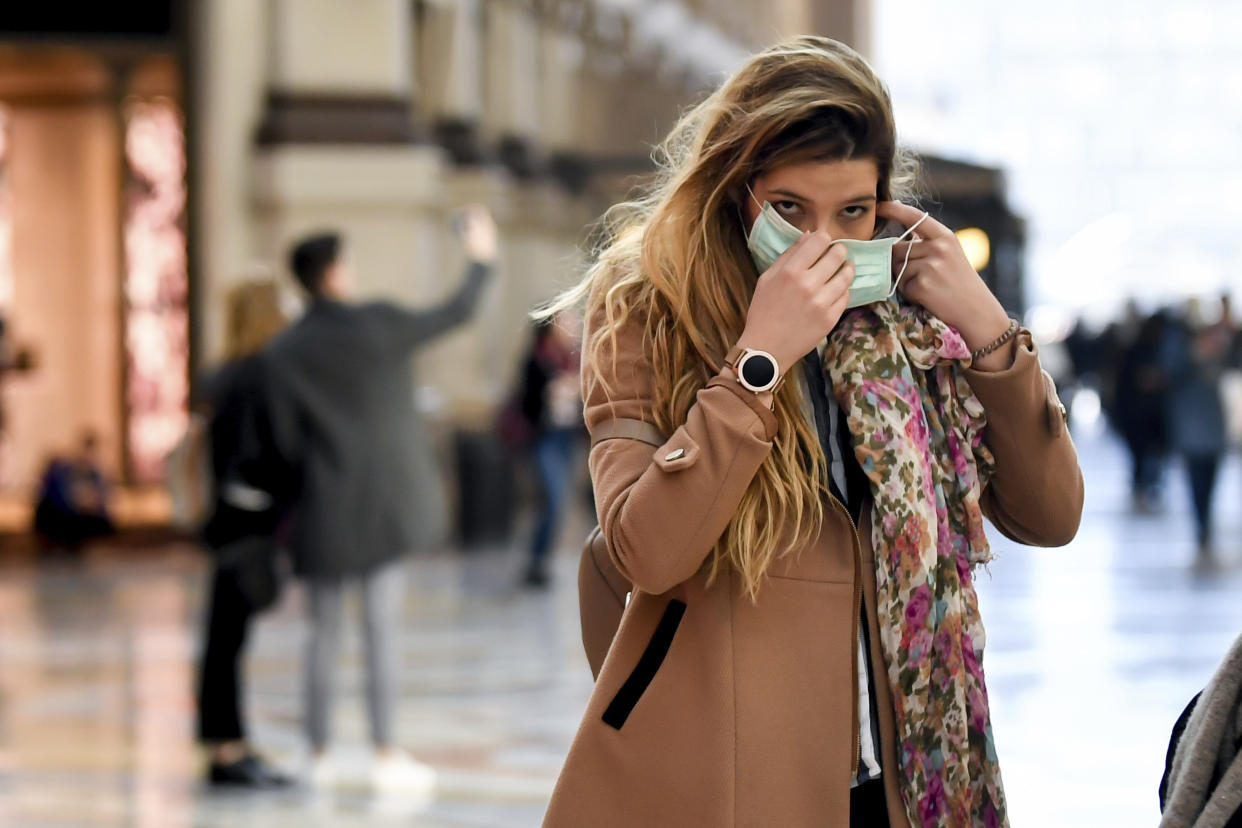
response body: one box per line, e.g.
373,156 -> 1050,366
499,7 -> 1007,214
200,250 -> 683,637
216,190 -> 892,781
602,599 -> 686,730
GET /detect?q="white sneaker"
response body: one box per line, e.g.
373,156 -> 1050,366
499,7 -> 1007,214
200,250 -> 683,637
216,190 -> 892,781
370,751 -> 437,797
307,752 -> 338,789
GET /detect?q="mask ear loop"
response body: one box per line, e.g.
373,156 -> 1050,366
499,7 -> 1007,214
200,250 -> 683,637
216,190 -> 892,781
887,211 -> 931,298
746,184 -> 762,210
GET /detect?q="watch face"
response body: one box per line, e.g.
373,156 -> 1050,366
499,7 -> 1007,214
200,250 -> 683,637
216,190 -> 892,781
740,352 -> 777,390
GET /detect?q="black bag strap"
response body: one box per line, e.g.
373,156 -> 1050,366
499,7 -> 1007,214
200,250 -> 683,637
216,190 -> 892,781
590,417 -> 666,448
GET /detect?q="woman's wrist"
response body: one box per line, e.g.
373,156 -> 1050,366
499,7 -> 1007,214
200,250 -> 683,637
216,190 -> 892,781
717,363 -> 777,410
954,301 -> 1009,348
970,333 -> 1019,373
946,299 -> 1013,372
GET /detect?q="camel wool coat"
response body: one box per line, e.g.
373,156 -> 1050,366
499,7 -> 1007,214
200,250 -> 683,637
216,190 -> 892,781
544,315 -> 1084,828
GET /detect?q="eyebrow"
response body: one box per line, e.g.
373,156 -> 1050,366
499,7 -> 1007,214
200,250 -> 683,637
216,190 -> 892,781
768,188 -> 877,205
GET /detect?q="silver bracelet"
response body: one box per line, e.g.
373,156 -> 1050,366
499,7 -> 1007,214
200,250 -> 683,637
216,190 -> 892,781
970,319 -> 1020,362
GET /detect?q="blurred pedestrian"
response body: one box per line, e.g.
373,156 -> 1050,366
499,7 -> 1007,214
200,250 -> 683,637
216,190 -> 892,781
195,276 -> 293,789
32,431 -> 114,551
1097,299 -> 1141,430
1217,293 -> 1242,448
516,311 -> 584,588
1160,305 -> 1229,560
1220,293 -> 1239,353
541,36 -> 1082,827
1116,310 -> 1171,511
264,207 -> 498,793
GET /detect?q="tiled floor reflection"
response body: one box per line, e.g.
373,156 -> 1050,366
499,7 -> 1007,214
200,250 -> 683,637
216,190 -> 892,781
0,429 -> 1240,827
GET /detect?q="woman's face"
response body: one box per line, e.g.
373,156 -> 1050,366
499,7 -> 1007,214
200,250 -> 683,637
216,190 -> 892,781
744,158 -> 880,241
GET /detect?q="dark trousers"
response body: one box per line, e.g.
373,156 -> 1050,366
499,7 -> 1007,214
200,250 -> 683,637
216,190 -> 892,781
197,565 -> 255,743
1124,434 -> 1163,499
528,428 -> 576,568
1185,453 -> 1222,546
850,778 -> 890,828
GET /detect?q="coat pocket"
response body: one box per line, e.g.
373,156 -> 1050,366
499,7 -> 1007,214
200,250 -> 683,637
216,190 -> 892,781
601,598 -> 686,730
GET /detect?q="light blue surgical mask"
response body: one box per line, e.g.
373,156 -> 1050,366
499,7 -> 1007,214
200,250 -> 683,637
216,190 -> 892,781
745,193 -> 804,273
744,187 -> 929,309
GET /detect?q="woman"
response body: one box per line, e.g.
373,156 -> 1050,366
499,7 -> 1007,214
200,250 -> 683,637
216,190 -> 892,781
518,311 -> 584,588
542,37 -> 1082,827
196,276 -> 292,788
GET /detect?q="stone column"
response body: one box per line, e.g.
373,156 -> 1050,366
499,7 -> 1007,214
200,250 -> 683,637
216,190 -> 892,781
417,0 -> 489,163
537,20 -> 581,157
482,0 -> 543,175
252,0 -> 447,299
192,0 -> 270,363
538,14 -> 590,190
267,0 -> 412,98
257,0 -> 420,146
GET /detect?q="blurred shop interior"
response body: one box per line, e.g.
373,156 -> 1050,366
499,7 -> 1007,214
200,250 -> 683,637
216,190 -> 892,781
0,0 -> 1022,545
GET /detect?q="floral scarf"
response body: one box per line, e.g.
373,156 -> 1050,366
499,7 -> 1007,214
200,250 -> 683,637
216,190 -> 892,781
823,301 -> 1007,828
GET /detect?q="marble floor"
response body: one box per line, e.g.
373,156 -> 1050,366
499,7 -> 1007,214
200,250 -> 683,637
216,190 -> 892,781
1,426 -> 1240,827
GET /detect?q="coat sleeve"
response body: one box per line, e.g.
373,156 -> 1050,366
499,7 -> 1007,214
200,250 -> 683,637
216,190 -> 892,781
369,262 -> 492,354
965,329 -> 1084,547
584,310 -> 779,595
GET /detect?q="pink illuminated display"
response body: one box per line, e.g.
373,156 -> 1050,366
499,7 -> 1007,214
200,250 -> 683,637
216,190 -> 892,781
123,98 -> 189,483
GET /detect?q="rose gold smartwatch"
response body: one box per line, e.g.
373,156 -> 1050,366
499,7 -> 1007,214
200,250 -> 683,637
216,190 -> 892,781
724,345 -> 782,394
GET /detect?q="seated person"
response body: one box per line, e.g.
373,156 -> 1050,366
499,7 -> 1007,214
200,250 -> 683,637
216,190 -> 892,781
33,432 -> 114,549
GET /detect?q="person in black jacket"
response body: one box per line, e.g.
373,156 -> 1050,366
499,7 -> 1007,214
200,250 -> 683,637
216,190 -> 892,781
1115,311 -> 1171,512
195,277 -> 292,788
263,207 -> 497,793
518,312 -> 584,588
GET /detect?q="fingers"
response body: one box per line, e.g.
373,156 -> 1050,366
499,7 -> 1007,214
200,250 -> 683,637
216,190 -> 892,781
806,242 -> 850,284
779,229 -> 835,274
875,201 -> 951,240
891,239 -> 929,261
811,258 -> 854,313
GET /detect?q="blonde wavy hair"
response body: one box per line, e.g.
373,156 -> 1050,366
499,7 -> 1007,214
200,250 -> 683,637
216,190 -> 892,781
224,274 -> 290,361
544,36 -> 919,600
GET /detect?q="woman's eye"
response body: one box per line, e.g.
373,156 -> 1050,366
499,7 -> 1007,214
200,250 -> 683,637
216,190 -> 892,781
842,205 -> 868,219
774,200 -> 801,215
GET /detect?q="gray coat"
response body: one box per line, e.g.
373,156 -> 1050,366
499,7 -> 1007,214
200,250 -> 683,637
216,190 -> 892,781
262,263 -> 490,579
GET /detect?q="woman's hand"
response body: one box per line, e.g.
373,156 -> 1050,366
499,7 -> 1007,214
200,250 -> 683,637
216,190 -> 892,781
879,201 -> 1012,367
736,230 -> 855,377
